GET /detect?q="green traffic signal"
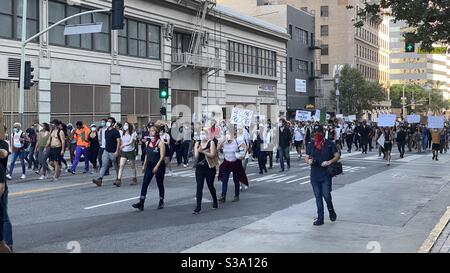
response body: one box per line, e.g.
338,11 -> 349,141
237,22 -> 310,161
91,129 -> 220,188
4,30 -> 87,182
159,78 -> 169,99
159,90 -> 168,99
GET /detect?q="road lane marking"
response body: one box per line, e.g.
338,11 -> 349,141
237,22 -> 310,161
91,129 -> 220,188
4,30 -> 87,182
84,196 -> 140,210
285,176 -> 309,184
273,175 -> 297,183
9,182 -> 91,197
300,180 -> 310,185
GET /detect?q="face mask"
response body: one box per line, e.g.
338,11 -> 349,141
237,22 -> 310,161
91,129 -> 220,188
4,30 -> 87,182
13,128 -> 19,133
91,127 -> 97,132
106,122 -> 112,128
38,125 -> 43,132
101,121 -> 106,127
200,133 -> 207,141
123,124 -> 129,131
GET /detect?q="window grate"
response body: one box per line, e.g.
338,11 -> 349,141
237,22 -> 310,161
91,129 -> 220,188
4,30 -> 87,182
8,58 -> 21,78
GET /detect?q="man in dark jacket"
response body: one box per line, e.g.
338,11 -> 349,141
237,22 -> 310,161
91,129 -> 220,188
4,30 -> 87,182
359,121 -> 370,154
278,118 -> 292,172
396,126 -> 407,158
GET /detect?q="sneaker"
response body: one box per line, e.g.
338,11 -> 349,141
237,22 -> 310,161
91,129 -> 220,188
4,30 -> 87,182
232,196 -> 239,202
39,175 -> 47,180
313,218 -> 324,226
192,208 -> 201,214
34,170 -> 40,175
329,210 -> 337,222
69,170 -> 76,175
157,199 -> 164,209
130,177 -> 138,186
20,174 -> 26,179
113,179 -> 122,187
183,164 -> 188,168
92,178 -> 103,187
212,202 -> 218,209
5,174 -> 12,180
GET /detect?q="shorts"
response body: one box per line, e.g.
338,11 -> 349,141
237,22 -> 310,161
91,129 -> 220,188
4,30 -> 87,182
48,147 -> 63,162
432,143 -> 441,151
120,150 -> 136,161
384,142 -> 392,152
294,140 -> 303,148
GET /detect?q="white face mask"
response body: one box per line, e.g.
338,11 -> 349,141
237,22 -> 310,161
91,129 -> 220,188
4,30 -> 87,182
106,122 -> 112,128
123,124 -> 129,131
91,127 -> 97,132
278,122 -> 283,128
38,125 -> 43,132
200,133 -> 207,141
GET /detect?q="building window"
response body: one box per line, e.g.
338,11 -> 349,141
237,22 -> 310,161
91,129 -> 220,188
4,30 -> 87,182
48,0 -> 111,52
294,27 -> 308,45
296,59 -> 308,74
320,25 -> 328,36
321,44 -> 329,55
227,41 -> 276,77
288,24 -> 292,38
172,32 -> 192,54
0,0 -> 39,41
119,19 -> 160,59
320,6 -> 329,17
289,57 -> 292,72
321,64 -> 329,75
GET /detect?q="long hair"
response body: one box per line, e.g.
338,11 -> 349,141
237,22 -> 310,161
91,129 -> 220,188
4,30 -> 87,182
125,123 -> 134,134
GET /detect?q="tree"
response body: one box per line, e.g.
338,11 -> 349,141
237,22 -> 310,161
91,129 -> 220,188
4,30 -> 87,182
390,84 -> 449,114
338,65 -> 385,116
348,0 -> 450,52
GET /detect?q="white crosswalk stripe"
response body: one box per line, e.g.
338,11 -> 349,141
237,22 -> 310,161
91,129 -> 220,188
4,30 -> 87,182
272,175 -> 297,183
285,176 -> 309,184
300,180 -> 310,185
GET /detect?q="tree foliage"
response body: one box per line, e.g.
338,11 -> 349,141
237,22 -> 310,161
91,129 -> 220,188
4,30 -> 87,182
389,84 -> 449,113
348,0 -> 450,51
338,65 -> 385,116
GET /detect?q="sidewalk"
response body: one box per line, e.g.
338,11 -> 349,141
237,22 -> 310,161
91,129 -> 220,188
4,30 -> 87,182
183,153 -> 450,253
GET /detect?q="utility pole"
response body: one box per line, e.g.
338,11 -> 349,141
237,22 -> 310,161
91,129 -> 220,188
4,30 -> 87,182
401,84 -> 407,120
18,0 -> 28,126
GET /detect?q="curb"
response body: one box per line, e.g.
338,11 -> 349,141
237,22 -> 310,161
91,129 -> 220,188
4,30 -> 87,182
418,206 -> 450,253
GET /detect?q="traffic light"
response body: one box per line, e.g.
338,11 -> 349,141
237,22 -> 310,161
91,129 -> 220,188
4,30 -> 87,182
111,0 -> 124,30
24,61 -> 34,90
160,107 -> 167,116
159,78 -> 169,99
405,42 -> 415,53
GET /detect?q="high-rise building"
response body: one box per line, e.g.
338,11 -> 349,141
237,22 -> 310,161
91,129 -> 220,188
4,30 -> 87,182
390,21 -> 450,101
248,0 -> 391,114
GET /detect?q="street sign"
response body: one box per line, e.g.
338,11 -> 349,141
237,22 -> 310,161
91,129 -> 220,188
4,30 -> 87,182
64,23 -> 103,35
405,42 -> 415,53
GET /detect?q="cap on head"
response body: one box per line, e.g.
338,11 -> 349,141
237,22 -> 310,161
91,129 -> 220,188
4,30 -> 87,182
13,122 -> 21,128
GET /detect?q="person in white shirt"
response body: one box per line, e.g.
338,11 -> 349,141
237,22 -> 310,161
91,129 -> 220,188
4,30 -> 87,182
116,122 -> 137,186
293,122 -> 305,158
6,123 -> 28,180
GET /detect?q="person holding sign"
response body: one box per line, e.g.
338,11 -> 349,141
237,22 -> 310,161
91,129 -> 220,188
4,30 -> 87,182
430,128 -> 444,161
383,127 -> 394,166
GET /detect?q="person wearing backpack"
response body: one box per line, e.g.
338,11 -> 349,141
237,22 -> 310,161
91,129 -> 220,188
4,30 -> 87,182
6,123 -> 28,180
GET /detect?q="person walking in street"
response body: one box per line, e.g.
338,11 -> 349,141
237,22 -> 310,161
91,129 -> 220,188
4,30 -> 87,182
92,117 -> 121,187
132,126 -> 166,211
359,121 -> 370,154
116,122 -> 138,186
0,126 -> 13,252
98,119 -> 110,176
69,121 -> 90,174
413,126 -> 422,153
25,122 -> 38,172
354,122 -> 362,151
160,124 -> 173,177
140,125 -> 150,163
430,128 -> 443,161
88,124 -> 100,173
304,125 -> 340,226
344,123 -> 354,153
421,125 -> 429,152
383,127 -> 394,166
278,118 -> 291,172
66,123 -> 76,166
294,122 -> 304,159
6,123 -> 28,180
181,122 -> 192,168
217,131 -> 248,203
192,129 -> 219,214
36,123 -> 51,179
396,126 -> 407,158
46,120 -> 66,181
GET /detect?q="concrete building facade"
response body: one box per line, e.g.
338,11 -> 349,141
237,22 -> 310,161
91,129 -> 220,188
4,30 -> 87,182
218,0 -> 318,118
0,0 -> 288,129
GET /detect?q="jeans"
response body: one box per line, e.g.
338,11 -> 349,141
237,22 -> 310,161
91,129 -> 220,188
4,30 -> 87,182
69,142 -> 77,164
140,161 -> 165,200
70,146 -> 89,173
195,166 -> 217,209
311,176 -> 334,221
368,138 -> 373,151
258,151 -> 267,172
181,141 -> 191,165
27,145 -> 38,170
1,185 -> 13,248
221,167 -> 240,197
9,150 -> 26,176
37,147 -> 51,175
98,151 -> 119,179
422,137 -> 428,151
397,141 -> 406,156
346,135 -> 353,151
277,146 -> 290,171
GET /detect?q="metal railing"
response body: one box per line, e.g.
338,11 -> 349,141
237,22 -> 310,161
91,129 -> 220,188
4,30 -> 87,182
172,52 -> 221,70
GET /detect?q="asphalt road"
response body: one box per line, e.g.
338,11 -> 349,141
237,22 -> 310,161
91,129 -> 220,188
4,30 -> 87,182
6,148 -> 434,252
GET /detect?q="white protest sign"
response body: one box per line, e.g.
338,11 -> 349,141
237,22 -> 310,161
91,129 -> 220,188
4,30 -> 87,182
427,116 -> 444,129
406,114 -> 420,124
336,114 -> 344,119
377,134 -> 385,149
377,114 -> 396,127
343,116 -> 349,122
314,109 -> 321,121
348,115 -> 356,121
254,115 -> 266,124
230,107 -> 253,127
326,114 -> 330,120
295,79 -> 307,93
295,110 -> 311,121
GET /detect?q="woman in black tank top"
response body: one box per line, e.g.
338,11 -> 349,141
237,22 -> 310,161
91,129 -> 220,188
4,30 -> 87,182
132,126 -> 166,211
